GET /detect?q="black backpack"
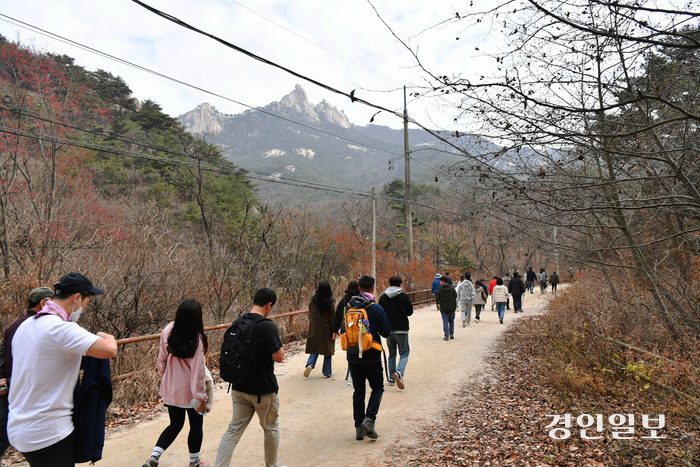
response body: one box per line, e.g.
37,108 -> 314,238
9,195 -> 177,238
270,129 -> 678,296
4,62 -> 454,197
220,314 -> 267,385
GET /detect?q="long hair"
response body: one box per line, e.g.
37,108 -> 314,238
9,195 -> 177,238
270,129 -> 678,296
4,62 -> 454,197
344,280 -> 360,302
313,281 -> 334,313
167,299 -> 208,359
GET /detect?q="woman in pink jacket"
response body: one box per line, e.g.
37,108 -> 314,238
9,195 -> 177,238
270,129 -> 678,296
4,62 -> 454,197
143,299 -> 209,467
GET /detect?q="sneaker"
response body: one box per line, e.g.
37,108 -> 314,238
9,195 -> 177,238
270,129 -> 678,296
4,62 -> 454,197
393,372 -> 405,390
361,417 -> 378,439
143,458 -> 159,467
388,380 -> 395,386
475,319 -> 480,323
499,318 -> 503,324
189,460 -> 208,467
450,334 -> 454,339
462,320 -> 466,327
304,365 -> 312,377
356,425 -> 365,441
323,374 -> 333,379
443,337 -> 449,341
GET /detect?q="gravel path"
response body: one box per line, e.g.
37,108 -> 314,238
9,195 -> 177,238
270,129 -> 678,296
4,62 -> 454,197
98,290 -> 554,467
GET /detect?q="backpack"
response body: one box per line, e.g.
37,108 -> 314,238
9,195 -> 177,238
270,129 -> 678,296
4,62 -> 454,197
339,302 -> 382,358
220,314 -> 268,386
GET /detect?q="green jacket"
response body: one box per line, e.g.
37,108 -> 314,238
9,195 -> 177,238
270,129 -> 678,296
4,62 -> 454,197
549,273 -> 560,284
435,283 -> 457,314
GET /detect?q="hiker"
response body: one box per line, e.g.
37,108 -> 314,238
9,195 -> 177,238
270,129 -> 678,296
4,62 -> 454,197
502,273 -> 512,310
493,278 -> 509,324
537,268 -> 548,294
549,270 -> 559,293
435,276 -> 458,340
568,266 -> 575,282
304,281 -> 336,378
0,287 -> 55,456
431,273 -> 442,305
456,272 -> 476,327
526,267 -> 537,294
378,275 -> 413,390
509,272 -> 527,313
333,275 -> 390,441
143,299 -> 209,467
8,273 -> 117,467
473,280 -> 488,323
488,277 -> 498,311
216,288 -> 284,467
443,272 -> 454,285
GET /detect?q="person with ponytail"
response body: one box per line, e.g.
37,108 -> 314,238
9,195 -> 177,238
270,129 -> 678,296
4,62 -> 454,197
143,299 -> 209,467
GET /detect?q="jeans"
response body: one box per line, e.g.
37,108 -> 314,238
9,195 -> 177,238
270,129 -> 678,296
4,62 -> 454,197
496,302 -> 506,320
385,334 -> 410,380
540,282 -> 547,293
527,280 -> 534,293
306,354 -> 332,376
155,405 -> 203,454
440,312 -> 455,337
22,432 -> 75,467
474,304 -> 483,319
513,294 -> 523,312
216,391 -> 280,467
348,362 -> 384,427
460,300 -> 473,324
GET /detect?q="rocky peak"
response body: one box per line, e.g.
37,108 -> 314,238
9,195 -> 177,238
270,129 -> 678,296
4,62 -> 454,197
179,103 -> 225,135
269,84 -> 351,127
315,99 -> 351,128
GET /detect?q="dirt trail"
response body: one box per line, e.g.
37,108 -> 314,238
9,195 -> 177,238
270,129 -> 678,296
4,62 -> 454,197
99,290 -> 554,467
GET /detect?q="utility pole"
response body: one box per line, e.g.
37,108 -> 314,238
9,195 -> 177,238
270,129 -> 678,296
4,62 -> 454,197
404,86 -> 414,261
371,186 -> 376,279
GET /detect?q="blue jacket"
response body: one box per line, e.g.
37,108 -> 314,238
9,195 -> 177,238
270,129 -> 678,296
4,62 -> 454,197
345,296 -> 391,365
74,356 -> 112,463
431,278 -> 441,294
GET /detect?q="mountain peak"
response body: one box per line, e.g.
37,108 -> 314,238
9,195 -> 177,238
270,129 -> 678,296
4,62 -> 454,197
179,102 -> 225,135
272,84 -> 351,128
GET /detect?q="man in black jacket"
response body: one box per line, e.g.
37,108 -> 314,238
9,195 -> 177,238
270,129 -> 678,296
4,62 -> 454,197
509,273 -> 527,313
378,275 -> 413,390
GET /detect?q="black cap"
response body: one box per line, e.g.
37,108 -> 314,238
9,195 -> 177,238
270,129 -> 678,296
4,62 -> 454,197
53,272 -> 104,297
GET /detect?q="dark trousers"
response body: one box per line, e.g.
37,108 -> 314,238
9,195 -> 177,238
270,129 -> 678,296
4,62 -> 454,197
349,361 -> 384,427
22,433 -> 75,467
513,294 -> 523,311
156,405 -> 204,453
0,396 -> 9,456
474,304 -> 484,319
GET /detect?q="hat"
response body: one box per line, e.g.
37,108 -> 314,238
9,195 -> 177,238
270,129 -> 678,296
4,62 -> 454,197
53,272 -> 104,297
435,273 -> 441,279
28,287 -> 54,303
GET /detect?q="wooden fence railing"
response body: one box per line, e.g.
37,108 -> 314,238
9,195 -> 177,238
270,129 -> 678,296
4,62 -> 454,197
112,289 -> 432,382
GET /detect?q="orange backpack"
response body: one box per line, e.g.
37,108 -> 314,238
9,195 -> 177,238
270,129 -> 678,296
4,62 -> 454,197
340,303 -> 382,357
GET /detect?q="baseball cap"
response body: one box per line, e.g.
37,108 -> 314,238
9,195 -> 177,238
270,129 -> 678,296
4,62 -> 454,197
53,272 -> 104,297
28,287 -> 54,303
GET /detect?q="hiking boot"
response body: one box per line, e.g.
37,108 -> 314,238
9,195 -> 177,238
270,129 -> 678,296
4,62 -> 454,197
393,372 -> 405,390
450,334 -> 454,339
443,337 -> 449,341
361,417 -> 378,439
304,365 -> 312,377
142,458 -> 159,467
355,425 -> 365,440
499,318 -> 503,324
189,460 -> 208,467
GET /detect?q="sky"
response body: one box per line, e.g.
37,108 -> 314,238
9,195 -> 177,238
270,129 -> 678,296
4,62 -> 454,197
0,0 -> 499,131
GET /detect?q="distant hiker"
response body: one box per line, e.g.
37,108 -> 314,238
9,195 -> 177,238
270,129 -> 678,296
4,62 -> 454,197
537,268 -> 548,294
549,271 -> 560,294
379,275 -> 413,390
456,272 -> 476,327
502,273 -> 512,310
435,276 -> 458,340
216,288 -> 285,467
444,272 -> 454,285
333,276 -> 390,441
509,272 -> 527,313
0,287 -> 55,456
304,281 -> 336,378
8,273 -> 116,467
143,299 -> 209,467
526,267 -> 537,294
473,280 -> 488,323
493,278 -> 509,324
568,266 -> 575,282
431,273 -> 442,305
488,277 -> 498,311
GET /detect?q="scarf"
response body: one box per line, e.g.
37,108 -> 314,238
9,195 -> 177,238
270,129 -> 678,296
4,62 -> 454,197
33,299 -> 70,322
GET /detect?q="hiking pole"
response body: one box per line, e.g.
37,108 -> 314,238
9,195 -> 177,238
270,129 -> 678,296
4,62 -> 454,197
382,346 -> 390,381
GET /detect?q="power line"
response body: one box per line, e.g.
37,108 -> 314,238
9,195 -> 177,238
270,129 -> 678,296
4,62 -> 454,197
228,0 -> 403,86
0,14 -> 402,158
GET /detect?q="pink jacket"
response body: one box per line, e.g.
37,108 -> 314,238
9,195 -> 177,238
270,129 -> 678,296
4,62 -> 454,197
158,322 -> 207,406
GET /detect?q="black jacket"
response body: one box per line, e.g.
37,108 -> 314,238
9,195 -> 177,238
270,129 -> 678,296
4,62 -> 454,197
509,278 -> 527,296
526,270 -> 537,282
378,287 -> 414,334
74,356 -> 112,463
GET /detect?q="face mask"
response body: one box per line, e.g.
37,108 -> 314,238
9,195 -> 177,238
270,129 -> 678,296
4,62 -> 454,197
70,298 -> 83,323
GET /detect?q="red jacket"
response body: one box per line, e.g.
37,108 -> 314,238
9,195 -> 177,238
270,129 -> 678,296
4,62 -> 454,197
488,279 -> 497,294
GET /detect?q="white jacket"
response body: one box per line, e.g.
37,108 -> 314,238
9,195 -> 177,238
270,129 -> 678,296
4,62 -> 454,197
492,285 -> 509,303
